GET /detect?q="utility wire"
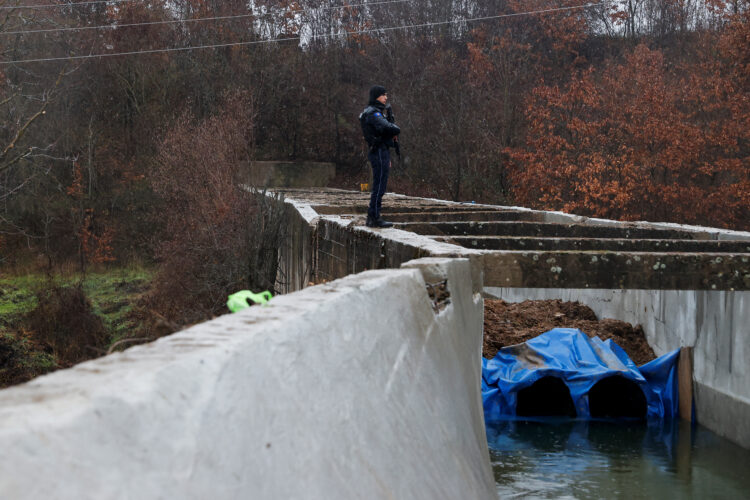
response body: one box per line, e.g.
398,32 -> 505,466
0,0 -> 131,10
0,3 -> 606,64
1,0 -> 412,35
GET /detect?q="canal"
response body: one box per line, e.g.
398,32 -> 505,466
487,418 -> 750,498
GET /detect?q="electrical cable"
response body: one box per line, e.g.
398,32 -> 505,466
0,0 -> 412,36
1,0 -> 132,10
0,3 -> 607,64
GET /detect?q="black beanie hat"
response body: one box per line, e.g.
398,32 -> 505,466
369,85 -> 387,103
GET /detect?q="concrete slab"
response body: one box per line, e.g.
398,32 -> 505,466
439,236 -> 750,253
311,204 -> 495,215
481,251 -> 750,290
385,211 -> 541,222
397,221 -> 713,240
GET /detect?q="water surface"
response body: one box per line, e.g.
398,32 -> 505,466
487,419 -> 750,499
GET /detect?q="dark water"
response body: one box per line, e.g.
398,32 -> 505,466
486,419 -> 750,499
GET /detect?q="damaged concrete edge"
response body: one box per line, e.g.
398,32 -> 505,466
269,193 -> 487,294
401,257 -> 476,305
399,257 -> 490,466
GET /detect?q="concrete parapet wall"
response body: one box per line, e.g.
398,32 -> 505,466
0,258 -> 494,500
488,286 -> 750,448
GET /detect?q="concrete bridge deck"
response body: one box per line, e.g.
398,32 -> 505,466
274,188 -> 750,449
276,188 -> 750,291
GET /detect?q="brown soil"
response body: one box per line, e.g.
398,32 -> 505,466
483,299 -> 656,366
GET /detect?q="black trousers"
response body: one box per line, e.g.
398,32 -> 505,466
368,146 -> 391,220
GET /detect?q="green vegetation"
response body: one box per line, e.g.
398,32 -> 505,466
0,274 -> 40,327
0,267 -> 153,388
0,331 -> 57,384
79,268 -> 153,343
0,267 -> 152,341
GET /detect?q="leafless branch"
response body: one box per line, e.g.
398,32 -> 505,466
0,68 -> 64,174
0,92 -> 16,107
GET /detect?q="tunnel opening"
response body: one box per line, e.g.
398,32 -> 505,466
588,376 -> 647,419
516,376 -> 577,417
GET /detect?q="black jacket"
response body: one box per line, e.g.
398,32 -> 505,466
360,101 -> 400,150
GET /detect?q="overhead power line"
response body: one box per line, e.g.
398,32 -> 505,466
1,0 -> 411,35
0,0 -> 131,10
0,3 -> 606,65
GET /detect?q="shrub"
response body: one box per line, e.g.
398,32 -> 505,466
25,282 -> 108,366
145,90 -> 287,328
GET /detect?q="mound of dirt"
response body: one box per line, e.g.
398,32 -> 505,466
483,299 -> 655,366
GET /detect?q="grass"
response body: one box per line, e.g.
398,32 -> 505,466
81,268 -> 153,343
1,266 -> 154,388
0,266 -> 154,345
0,274 -> 41,332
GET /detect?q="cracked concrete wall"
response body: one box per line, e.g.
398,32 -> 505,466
0,258 -> 494,500
488,286 -> 750,449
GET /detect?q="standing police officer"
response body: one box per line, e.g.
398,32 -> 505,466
360,85 -> 400,228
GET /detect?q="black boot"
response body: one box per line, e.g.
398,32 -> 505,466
375,217 -> 393,228
366,216 -> 392,228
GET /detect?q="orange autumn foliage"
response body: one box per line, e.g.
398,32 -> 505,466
509,36 -> 750,230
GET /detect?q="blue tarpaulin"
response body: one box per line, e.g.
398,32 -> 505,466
482,328 -> 680,420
